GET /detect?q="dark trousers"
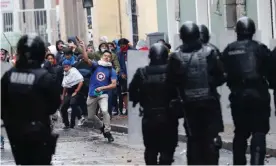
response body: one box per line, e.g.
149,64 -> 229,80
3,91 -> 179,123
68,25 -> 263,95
184,99 -> 222,165
79,95 -> 88,117
142,114 -> 178,165
5,126 -> 55,165
114,84 -> 123,113
229,90 -> 270,165
60,94 -> 82,127
108,88 -> 116,116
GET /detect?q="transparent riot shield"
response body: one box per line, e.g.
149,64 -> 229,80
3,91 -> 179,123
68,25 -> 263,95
127,50 -> 149,147
1,62 -> 12,77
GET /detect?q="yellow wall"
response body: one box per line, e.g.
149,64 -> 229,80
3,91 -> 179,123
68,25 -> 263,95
93,0 -> 158,46
136,0 -> 158,40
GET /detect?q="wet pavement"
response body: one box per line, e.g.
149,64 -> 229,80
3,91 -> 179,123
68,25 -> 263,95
2,126 -> 276,165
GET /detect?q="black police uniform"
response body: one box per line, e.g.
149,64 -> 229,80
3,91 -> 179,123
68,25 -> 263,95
221,17 -> 273,165
1,35 -> 60,165
129,43 -> 178,165
167,21 -> 225,165
198,24 -> 224,134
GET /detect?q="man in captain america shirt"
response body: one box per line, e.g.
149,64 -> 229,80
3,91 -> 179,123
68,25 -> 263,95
79,40 -> 117,142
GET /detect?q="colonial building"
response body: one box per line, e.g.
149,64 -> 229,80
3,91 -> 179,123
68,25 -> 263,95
1,0 -> 58,53
157,0 -> 276,50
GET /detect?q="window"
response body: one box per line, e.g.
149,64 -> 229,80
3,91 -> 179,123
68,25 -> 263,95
3,13 -> 13,32
131,0 -> 139,46
225,0 -> 237,29
224,0 -> 247,29
34,0 -> 44,9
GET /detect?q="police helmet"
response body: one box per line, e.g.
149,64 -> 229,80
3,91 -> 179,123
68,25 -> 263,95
198,24 -> 210,44
148,43 -> 169,65
16,34 -> 46,68
235,17 -> 256,36
179,21 -> 200,43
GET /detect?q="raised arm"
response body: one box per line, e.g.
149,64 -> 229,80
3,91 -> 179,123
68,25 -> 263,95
79,40 -> 92,67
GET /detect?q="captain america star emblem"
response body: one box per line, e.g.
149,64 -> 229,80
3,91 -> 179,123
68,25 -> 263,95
96,72 -> 106,81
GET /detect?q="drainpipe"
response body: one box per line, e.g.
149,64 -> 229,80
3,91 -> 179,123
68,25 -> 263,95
118,0 -> 122,38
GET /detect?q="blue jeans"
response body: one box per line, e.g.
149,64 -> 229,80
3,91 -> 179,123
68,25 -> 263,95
1,135 -> 4,146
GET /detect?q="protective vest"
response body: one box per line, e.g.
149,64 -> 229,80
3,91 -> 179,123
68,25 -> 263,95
225,40 -> 263,88
5,68 -> 50,122
138,65 -> 168,115
178,46 -> 213,101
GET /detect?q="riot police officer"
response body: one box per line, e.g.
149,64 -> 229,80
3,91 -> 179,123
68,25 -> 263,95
167,21 -> 225,165
221,17 -> 274,165
198,24 -> 220,53
129,43 -> 178,165
198,23 -> 224,158
1,34 -> 60,165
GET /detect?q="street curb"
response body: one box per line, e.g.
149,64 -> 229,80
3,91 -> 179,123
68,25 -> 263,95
110,124 -> 276,157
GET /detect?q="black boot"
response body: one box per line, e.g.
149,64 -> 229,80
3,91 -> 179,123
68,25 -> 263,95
105,132 -> 114,143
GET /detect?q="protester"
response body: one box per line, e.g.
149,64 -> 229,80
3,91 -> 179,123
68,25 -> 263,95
116,38 -> 134,115
55,40 -> 65,65
60,59 -> 84,129
87,44 -> 94,53
1,48 -> 9,62
113,39 -> 120,53
61,47 -> 77,66
73,54 -> 92,124
80,39 -> 117,142
68,37 -> 82,57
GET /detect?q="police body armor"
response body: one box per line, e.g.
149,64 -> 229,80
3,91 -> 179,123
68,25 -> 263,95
177,46 -> 213,101
138,65 -> 168,117
4,68 -> 57,148
225,40 -> 264,89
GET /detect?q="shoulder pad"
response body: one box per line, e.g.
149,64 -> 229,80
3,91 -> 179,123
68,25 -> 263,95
169,51 -> 181,61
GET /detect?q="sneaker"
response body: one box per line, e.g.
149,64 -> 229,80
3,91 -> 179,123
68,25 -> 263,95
78,117 -> 86,126
105,132 -> 114,143
112,111 -> 119,116
122,109 -> 127,115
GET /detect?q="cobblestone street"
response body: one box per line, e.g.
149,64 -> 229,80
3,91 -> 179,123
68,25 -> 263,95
2,125 -> 276,165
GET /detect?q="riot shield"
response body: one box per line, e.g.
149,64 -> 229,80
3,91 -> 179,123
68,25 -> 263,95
1,62 -> 12,77
127,50 -> 149,147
